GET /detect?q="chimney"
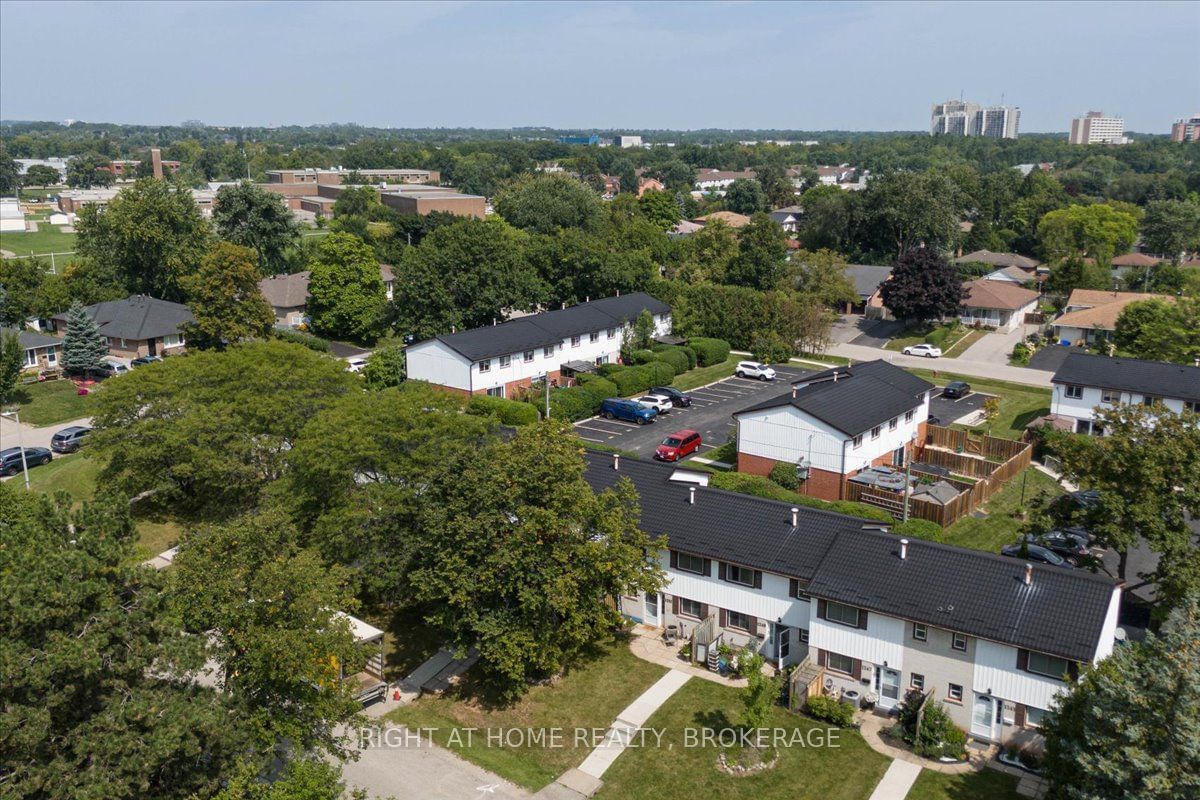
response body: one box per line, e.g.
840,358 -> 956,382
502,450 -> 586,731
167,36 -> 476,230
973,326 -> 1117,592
612,453 -> 620,470
900,538 -> 908,560
689,486 -> 696,505
150,147 -> 163,180
1024,563 -> 1033,586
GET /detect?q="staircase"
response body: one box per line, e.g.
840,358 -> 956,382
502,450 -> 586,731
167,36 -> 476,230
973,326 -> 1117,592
706,634 -> 723,671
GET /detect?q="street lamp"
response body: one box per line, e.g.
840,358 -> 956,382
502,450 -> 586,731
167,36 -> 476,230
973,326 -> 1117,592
0,409 -> 31,490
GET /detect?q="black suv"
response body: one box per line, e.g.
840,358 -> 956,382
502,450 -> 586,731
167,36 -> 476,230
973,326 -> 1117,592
0,447 -> 52,476
51,425 -> 92,453
649,386 -> 692,408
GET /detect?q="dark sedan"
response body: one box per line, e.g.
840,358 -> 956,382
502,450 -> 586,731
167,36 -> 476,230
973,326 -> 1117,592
1000,542 -> 1074,569
0,446 -> 52,476
941,381 -> 972,399
1035,529 -> 1092,560
649,386 -> 692,408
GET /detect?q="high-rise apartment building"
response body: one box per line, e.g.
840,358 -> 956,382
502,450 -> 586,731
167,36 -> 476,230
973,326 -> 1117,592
1069,112 -> 1127,145
930,99 -> 1019,138
1171,115 -> 1200,143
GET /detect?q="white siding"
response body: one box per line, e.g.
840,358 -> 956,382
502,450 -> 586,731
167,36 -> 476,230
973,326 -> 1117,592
1094,586 -> 1122,663
406,339 -> 473,391
973,639 -> 1067,710
809,612 -> 906,668
1052,383 -> 1189,426
658,552 -> 809,629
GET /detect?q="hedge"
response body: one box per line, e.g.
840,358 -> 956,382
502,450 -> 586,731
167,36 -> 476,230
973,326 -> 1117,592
643,361 -> 675,387
467,394 -> 539,426
651,348 -> 689,374
892,518 -> 943,542
708,472 -> 895,522
273,328 -> 331,353
630,349 -> 657,365
597,363 -> 625,378
804,695 -> 856,727
653,344 -> 696,370
689,337 -> 731,367
531,376 -> 620,422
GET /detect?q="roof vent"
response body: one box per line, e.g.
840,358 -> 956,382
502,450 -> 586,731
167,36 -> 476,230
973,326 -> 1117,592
791,507 -> 799,527
612,453 -> 620,471
900,538 -> 908,560
792,386 -> 797,399
1024,563 -> 1033,586
689,486 -> 696,505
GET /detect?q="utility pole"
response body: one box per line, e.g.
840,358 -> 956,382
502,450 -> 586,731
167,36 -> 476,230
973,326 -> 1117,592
902,451 -> 912,522
1,410 -> 31,491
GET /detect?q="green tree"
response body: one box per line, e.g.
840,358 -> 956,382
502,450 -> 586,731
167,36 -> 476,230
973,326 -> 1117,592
637,189 -> 682,231
1113,296 -> 1200,365
1037,203 -> 1139,265
22,163 -> 62,187
0,257 -> 47,326
0,143 -> 17,194
653,159 -> 696,192
673,218 -> 739,283
306,232 -> 386,342
213,182 -> 300,274
87,340 -> 355,517
61,301 -> 108,374
0,329 -> 24,402
361,344 -> 406,389
214,760 -> 363,800
862,170 -> 962,258
726,212 -> 789,289
738,650 -> 779,731
1042,595 -> 1200,800
632,308 -> 656,349
1139,199 -> 1200,261
724,179 -> 767,215
797,184 -> 861,254
330,185 -> 379,220
1044,256 -> 1112,296
493,172 -> 604,234
75,177 -> 212,300
65,152 -> 116,188
789,248 -> 856,307
181,242 -> 275,350
879,247 -> 965,323
612,157 -> 638,196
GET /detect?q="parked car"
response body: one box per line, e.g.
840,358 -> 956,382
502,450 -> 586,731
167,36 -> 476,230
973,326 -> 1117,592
941,380 -> 971,399
0,446 -> 52,477
600,398 -> 657,425
130,355 -> 161,367
345,357 -> 367,373
650,386 -> 692,408
86,360 -> 130,380
655,429 -> 702,462
635,394 -> 673,414
50,425 -> 91,454
735,361 -> 777,381
903,343 -> 942,358
1032,529 -> 1092,560
1053,489 -> 1101,513
1000,542 -> 1074,569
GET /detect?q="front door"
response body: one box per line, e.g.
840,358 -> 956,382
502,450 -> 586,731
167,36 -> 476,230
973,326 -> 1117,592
644,592 -> 659,626
147,338 -> 157,356
972,694 -> 999,740
877,667 -> 901,708
776,625 -> 791,667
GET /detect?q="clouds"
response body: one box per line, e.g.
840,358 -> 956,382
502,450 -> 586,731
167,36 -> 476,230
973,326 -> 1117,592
1,1 -> 1195,131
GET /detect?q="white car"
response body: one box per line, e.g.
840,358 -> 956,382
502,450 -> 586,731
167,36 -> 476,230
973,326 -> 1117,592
635,394 -> 673,414
735,361 -> 777,381
345,357 -> 367,372
902,343 -> 943,358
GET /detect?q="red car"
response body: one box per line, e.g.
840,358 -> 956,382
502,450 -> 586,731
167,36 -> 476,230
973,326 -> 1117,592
655,429 -> 702,462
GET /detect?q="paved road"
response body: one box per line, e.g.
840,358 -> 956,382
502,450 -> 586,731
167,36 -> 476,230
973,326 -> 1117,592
826,342 -> 1052,388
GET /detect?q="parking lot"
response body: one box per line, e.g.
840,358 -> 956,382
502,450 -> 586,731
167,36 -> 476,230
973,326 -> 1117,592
928,386 -> 995,426
573,365 -> 813,460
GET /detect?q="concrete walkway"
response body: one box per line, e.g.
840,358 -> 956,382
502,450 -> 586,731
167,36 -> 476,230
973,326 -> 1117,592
826,342 -> 1052,387
867,760 -> 922,800
627,626 -> 752,687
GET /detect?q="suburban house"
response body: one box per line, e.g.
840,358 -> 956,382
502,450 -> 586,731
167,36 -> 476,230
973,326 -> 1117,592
1109,252 -> 1161,275
982,266 -> 1035,284
955,250 -> 1040,273
1051,289 -> 1171,346
692,211 -> 751,229
5,327 -> 62,372
843,264 -> 893,317
959,279 -> 1039,331
586,451 -> 1122,745
733,361 -> 933,501
768,206 -> 802,234
48,296 -> 193,359
1050,351 -> 1200,435
405,292 -> 672,398
258,264 -> 395,328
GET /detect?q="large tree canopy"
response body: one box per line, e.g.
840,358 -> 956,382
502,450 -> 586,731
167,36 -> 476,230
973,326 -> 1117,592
305,232 -> 386,342
182,241 -> 275,350
1037,203 -> 1139,265
879,246 -> 965,323
212,181 -> 300,274
493,172 -> 604,234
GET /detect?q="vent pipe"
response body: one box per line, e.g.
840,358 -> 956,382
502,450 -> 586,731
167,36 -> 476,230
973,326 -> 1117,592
612,453 -> 620,470
792,386 -> 797,399
900,538 -> 908,560
1024,563 -> 1033,586
791,507 -> 799,527
833,371 -> 838,382
689,486 -> 696,505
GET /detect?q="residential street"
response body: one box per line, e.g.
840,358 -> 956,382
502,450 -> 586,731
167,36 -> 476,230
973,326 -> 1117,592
0,414 -> 91,451
825,341 -> 1053,387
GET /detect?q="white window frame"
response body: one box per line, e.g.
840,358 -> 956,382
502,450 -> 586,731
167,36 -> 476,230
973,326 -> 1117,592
523,350 -> 534,363
952,631 -> 968,651
679,598 -> 703,618
797,628 -> 809,644
889,417 -> 898,431
726,610 -> 751,632
826,652 -> 854,675
1026,651 -> 1070,680
478,359 -> 491,373
947,683 -> 963,703
912,622 -> 928,642
1025,706 -> 1048,729
910,672 -> 925,690
1064,384 -> 1083,400
725,564 -> 755,587
589,331 -> 599,343
543,346 -> 555,358
871,425 -> 881,440
162,334 -> 183,348
852,434 -> 863,448
24,349 -> 37,368
499,355 -> 511,368
606,327 -> 616,339
905,409 -> 915,422
571,335 -> 581,347
1100,389 -> 1120,404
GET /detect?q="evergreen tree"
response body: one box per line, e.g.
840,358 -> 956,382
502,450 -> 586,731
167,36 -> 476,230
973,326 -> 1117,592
879,247 -> 965,323
62,301 -> 107,374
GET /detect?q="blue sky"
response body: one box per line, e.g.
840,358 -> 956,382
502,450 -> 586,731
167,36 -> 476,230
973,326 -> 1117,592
1,1 -> 1196,132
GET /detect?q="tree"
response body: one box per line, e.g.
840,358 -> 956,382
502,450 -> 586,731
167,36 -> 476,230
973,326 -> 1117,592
1052,405 -> 1200,611
673,218 -> 739,283
797,184 -> 861,254
1139,199 -> 1200,261
632,308 -> 656,350
612,157 -> 638,196
305,232 -> 386,342
493,172 -> 604,234
738,650 -> 779,731
726,212 -> 789,289
880,247 -> 965,323
1042,595 -> 1200,800
1044,256 -> 1112,296
361,344 -> 406,389
1037,204 -> 1139,265
212,182 -> 300,274
0,256 -> 47,326
75,177 -> 211,300
0,329 -> 23,402
637,189 -> 681,231
724,179 -> 767,215
61,301 -> 107,374
0,143 -> 17,194
213,760 -> 364,800
65,152 -> 116,188
1114,298 -> 1188,362
789,248 -> 856,307
403,423 -> 665,701
87,341 -> 355,517
652,159 -> 696,192
22,163 -> 61,187
181,242 -> 275,350
862,170 -> 963,258
330,185 -> 379,220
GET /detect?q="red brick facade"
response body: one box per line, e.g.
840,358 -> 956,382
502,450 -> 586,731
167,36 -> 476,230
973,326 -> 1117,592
736,451 -> 847,501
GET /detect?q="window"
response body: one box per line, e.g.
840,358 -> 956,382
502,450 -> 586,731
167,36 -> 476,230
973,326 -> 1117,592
45,348 -> 56,364
912,622 -> 928,642
1064,384 -> 1083,400
486,386 -> 505,398
825,601 -> 861,628
162,334 -> 182,348
589,332 -> 599,343
905,409 -> 915,422
679,598 -> 703,618
826,652 -> 854,675
543,346 -> 555,358
726,564 -> 755,587
852,434 -> 863,448
1025,707 -> 1047,728
1026,651 -> 1070,680
1188,401 -> 1200,414
889,417 -> 898,431
676,553 -> 706,575
479,359 -> 491,373
797,628 -> 809,644
24,349 -> 37,368
1101,389 -> 1120,404
523,350 -> 534,363
871,425 -> 881,439
952,632 -> 968,651
571,335 -> 581,347
499,355 -> 511,368
726,610 -> 751,631
910,673 -> 925,690
606,328 -> 616,339
1143,395 -> 1161,408
947,683 -> 964,703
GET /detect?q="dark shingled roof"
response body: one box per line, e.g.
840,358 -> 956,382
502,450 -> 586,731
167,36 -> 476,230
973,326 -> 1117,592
4,327 -> 62,350
844,265 -> 893,299
734,360 -> 934,437
50,296 -> 193,342
1052,352 -> 1200,403
426,293 -> 670,361
583,451 -> 1117,663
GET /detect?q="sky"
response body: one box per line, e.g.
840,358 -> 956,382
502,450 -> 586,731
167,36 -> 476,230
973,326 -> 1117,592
1,1 -> 1197,133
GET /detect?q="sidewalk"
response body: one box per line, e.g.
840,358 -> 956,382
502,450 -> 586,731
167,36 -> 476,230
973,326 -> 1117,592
826,342 -> 1052,388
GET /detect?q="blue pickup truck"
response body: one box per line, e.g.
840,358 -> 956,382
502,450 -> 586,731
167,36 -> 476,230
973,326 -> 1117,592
600,398 -> 657,425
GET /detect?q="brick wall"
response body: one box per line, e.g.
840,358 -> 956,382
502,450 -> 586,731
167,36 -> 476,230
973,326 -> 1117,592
737,451 -> 846,501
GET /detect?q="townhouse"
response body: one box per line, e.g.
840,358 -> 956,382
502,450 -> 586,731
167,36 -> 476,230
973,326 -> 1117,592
405,293 -> 671,398
1050,351 -> 1200,435
585,451 -> 1121,746
733,361 -> 933,501
48,295 -> 193,360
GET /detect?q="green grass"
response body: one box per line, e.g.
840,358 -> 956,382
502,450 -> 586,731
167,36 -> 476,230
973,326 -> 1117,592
907,768 -> 1022,800
905,369 -> 1051,439
595,678 -> 891,800
941,328 -> 989,358
6,380 -> 94,426
704,440 -> 737,464
385,637 -> 667,791
672,357 -> 739,391
0,225 -> 78,257
941,466 -> 1063,553
884,323 -> 970,353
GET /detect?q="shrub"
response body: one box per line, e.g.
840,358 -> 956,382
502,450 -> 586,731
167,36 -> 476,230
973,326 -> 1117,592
804,695 -> 855,727
630,349 -> 657,365
708,472 -> 894,522
751,330 -> 793,364
896,689 -> 966,759
610,367 -> 650,397
643,361 -> 675,387
467,394 -> 539,426
1011,342 -> 1031,365
597,363 -> 625,378
273,327 -> 331,353
577,376 -> 618,405
769,461 -> 801,491
652,348 -> 689,374
892,519 -> 943,542
689,337 -> 731,367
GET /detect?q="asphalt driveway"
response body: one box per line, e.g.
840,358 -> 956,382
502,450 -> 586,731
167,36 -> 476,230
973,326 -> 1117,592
928,387 -> 994,426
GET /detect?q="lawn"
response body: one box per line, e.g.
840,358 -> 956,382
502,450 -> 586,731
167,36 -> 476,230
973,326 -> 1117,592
884,323 -> 973,354
905,369 -> 1051,439
941,466 -> 1064,553
386,637 -> 667,791
0,225 -> 78,257
7,379 -> 94,426
941,328 -> 988,358
672,356 -> 739,391
595,678 -> 891,800
907,767 -> 1021,800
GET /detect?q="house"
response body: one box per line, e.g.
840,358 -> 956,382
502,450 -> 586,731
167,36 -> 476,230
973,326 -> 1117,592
406,293 -> 671,399
692,211 -> 751,229
959,279 -> 1039,331
1050,352 -> 1200,435
585,451 -> 1122,744
982,266 -> 1034,284
768,207 -> 801,234
637,177 -> 665,197
4,327 -> 62,372
48,296 -> 193,359
733,361 -> 933,501
258,264 -> 395,328
1051,289 -> 1172,346
955,250 -> 1040,272
843,265 -> 893,317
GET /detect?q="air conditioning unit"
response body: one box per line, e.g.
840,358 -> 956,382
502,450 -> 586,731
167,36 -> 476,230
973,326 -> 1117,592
795,458 -> 811,481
